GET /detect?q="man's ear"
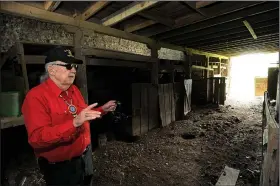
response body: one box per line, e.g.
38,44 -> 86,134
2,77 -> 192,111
48,66 -> 55,76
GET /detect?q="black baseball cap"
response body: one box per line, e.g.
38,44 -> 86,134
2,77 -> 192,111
45,46 -> 83,64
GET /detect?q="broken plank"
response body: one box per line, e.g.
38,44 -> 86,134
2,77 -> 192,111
215,166 -> 240,186
243,20 -> 258,39
102,1 -> 158,26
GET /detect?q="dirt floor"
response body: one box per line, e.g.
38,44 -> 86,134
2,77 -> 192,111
2,97 -> 265,186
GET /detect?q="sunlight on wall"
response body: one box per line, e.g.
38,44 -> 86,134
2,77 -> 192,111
228,52 -> 279,101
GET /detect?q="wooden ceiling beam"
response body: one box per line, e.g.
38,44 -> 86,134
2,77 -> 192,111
148,1 -> 266,39
124,20 -> 156,33
243,20 -> 258,39
138,11 -> 175,27
81,1 -> 110,21
182,2 -> 207,17
0,1 -> 229,58
44,1 -> 61,12
101,1 -> 158,26
174,20 -> 278,45
196,1 -> 217,9
163,10 -> 278,43
185,27 -> 278,47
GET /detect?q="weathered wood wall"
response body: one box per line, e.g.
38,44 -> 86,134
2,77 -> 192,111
131,83 -> 158,136
260,91 -> 279,186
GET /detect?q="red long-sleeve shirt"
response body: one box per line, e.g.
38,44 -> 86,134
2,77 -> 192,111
22,78 -> 105,163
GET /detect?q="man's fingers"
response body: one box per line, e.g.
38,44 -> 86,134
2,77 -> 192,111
84,103 -> 98,111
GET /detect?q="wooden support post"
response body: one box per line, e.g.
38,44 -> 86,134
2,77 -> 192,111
218,58 -> 222,76
183,52 -> 192,79
16,42 -> 29,95
148,45 -> 159,85
74,30 -> 88,103
170,60 -> 175,83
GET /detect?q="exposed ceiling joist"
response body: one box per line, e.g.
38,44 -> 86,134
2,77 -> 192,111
138,11 -> 175,27
156,2 -> 276,40
44,1 -> 61,12
182,2 -> 207,17
125,20 -> 156,33
243,20 -> 258,39
196,1 -> 217,9
82,1 -> 110,21
164,10 -> 278,43
101,1 -> 158,26
187,27 -> 278,47
175,20 -> 278,45
138,1 -> 263,37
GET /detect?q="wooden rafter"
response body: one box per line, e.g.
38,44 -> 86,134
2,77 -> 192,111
0,1 -> 229,59
44,1 -> 61,12
102,1 -> 158,26
124,20 -> 156,33
243,20 -> 258,39
196,1 -> 216,9
82,1 -> 109,21
138,11 -> 175,27
183,1 -> 207,17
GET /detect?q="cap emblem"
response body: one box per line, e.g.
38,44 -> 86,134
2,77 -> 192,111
64,49 -> 74,58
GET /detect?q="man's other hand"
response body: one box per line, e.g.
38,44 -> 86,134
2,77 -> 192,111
102,100 -> 117,112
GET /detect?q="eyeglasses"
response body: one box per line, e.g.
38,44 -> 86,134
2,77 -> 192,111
53,64 -> 78,70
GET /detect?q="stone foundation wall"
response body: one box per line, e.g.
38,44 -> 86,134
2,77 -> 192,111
1,13 -> 184,60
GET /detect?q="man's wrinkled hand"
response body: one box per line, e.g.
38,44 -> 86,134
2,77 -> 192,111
73,103 -> 101,127
102,100 -> 117,112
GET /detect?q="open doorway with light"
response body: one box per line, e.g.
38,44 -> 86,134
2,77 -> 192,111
227,52 -> 279,103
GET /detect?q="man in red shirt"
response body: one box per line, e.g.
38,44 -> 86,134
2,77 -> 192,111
22,46 -> 117,185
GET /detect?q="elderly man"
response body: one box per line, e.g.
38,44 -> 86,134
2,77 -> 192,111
22,46 -> 116,185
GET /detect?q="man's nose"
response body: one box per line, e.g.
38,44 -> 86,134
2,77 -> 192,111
70,67 -> 76,73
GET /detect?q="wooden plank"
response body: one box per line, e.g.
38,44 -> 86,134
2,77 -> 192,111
192,65 -> 214,71
196,1 -> 216,9
243,20 -> 258,39
148,84 -> 158,130
16,42 -> 29,94
124,20 -> 156,33
87,58 -> 147,68
131,83 -> 141,136
141,84 -> 149,134
1,116 -> 25,129
0,2 -> 226,61
138,11 -> 175,27
184,79 -> 192,115
82,48 -> 156,63
102,1 -> 158,26
215,166 -> 240,186
44,1 -> 61,12
82,1 -> 110,21
164,84 -> 171,126
183,2 -> 207,17
158,84 -> 166,127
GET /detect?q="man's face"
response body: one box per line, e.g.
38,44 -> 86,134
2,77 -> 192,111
48,61 -> 77,86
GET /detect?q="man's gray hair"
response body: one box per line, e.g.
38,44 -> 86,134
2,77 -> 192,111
40,62 -> 57,83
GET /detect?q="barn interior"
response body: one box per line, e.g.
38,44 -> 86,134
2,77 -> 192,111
0,1 -> 279,186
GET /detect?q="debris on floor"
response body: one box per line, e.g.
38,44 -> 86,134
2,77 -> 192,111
2,98 -> 263,186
